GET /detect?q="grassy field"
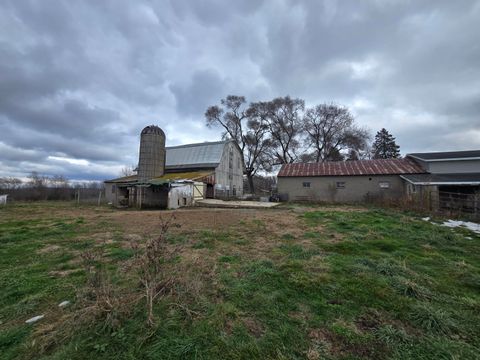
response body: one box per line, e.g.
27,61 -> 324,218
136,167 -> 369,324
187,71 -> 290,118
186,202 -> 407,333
0,202 -> 479,359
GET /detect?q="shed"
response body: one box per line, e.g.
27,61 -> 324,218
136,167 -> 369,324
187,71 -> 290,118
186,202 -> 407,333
277,158 -> 425,203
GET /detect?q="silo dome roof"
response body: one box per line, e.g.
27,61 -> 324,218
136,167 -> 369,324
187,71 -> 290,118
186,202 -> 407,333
141,125 -> 165,136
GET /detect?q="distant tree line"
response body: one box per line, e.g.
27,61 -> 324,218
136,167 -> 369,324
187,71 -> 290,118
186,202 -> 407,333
206,95 -> 401,192
0,171 -> 104,202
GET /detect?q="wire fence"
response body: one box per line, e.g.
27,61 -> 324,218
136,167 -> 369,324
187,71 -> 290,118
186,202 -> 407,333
437,191 -> 479,216
1,187 -> 108,205
406,190 -> 479,221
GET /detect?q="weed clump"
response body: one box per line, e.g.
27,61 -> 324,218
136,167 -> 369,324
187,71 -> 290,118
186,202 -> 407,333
391,277 -> 431,299
374,325 -> 408,345
130,214 -> 181,326
409,303 -> 456,334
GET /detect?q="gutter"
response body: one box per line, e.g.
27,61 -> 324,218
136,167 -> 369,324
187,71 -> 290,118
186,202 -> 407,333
400,175 -> 480,186
407,154 -> 480,162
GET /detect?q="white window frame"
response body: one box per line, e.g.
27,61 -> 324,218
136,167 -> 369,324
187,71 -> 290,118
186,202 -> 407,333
379,181 -> 390,189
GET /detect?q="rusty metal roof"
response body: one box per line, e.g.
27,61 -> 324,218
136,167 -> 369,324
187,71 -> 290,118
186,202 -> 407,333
278,158 -> 425,177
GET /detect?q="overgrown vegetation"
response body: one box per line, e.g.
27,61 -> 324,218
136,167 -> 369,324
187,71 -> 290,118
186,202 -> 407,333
0,202 -> 479,359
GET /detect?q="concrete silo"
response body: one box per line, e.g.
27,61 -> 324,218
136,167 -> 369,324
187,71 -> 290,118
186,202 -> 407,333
137,125 -> 166,183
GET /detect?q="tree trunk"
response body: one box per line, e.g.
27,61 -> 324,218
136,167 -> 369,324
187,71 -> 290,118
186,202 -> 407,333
247,174 -> 255,194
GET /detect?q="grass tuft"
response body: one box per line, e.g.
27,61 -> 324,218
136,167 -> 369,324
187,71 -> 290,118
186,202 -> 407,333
409,303 -> 457,334
391,276 -> 431,299
374,324 -> 408,345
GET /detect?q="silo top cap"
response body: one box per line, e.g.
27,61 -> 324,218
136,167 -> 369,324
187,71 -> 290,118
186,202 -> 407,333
141,125 -> 165,136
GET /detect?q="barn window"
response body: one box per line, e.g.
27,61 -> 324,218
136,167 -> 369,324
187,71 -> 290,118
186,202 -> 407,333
302,182 -> 311,188
111,185 -> 116,193
336,182 -> 346,189
379,181 -> 390,189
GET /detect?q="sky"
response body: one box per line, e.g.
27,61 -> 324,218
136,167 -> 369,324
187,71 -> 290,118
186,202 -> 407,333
1,0 -> 479,181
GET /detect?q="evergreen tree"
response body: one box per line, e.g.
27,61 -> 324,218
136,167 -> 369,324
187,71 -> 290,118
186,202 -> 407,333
371,128 -> 401,159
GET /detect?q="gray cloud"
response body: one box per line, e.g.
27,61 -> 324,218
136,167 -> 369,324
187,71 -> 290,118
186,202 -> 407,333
0,0 -> 479,180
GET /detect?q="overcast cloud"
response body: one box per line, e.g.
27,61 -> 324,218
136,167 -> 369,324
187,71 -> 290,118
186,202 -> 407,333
1,0 -> 479,181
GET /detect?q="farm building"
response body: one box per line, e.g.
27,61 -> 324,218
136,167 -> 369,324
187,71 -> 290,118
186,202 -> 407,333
277,150 -> 480,215
277,158 -> 424,203
401,150 -> 480,215
104,125 -> 244,208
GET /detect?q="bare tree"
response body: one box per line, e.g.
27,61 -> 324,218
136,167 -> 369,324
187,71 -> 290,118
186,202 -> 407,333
205,95 -> 271,193
243,101 -> 272,192
265,96 -> 305,164
27,171 -> 49,200
49,175 -> 69,188
303,104 -> 369,162
28,171 -> 48,188
120,165 -> 136,177
49,175 -> 70,200
0,177 -> 22,191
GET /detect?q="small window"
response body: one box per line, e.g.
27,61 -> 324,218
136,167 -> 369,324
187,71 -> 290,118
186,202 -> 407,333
302,182 -> 311,188
379,182 -> 390,189
336,182 -> 346,189
111,185 -> 116,194
409,184 -> 417,193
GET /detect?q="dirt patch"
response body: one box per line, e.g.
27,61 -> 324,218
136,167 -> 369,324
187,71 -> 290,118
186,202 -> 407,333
123,234 -> 142,242
102,208 -> 315,260
308,327 -> 388,359
243,317 -> 265,337
37,245 -> 61,254
355,310 -> 382,332
91,232 -> 115,244
106,208 -> 258,234
49,269 -> 81,277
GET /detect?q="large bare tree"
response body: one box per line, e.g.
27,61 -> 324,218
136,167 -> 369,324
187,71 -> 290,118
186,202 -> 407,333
303,104 -> 369,162
205,95 -> 271,193
265,96 -> 305,164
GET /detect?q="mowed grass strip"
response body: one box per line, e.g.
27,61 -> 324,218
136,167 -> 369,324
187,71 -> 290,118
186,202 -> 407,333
0,202 -> 479,359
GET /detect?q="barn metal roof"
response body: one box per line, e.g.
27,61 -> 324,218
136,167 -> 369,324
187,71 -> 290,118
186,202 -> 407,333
400,173 -> 480,185
407,150 -> 480,161
165,141 -> 228,169
278,158 -> 425,177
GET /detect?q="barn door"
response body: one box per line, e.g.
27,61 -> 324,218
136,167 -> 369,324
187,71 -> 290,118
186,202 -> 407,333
206,184 -> 214,198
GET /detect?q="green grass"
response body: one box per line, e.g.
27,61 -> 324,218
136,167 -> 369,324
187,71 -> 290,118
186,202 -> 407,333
0,202 -> 479,359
